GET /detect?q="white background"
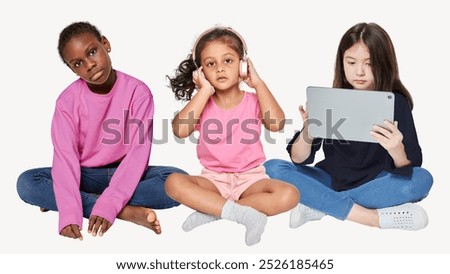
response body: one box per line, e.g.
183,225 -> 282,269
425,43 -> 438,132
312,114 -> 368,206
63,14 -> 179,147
1,0 -> 448,264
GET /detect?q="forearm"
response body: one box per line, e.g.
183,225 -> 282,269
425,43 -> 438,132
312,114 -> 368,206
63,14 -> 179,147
91,134 -> 152,223
290,129 -> 313,163
91,155 -> 148,223
389,143 -> 412,168
254,81 -> 285,131
173,87 -> 212,138
52,152 -> 84,233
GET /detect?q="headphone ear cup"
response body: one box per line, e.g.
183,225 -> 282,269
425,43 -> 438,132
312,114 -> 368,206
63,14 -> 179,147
239,59 -> 248,79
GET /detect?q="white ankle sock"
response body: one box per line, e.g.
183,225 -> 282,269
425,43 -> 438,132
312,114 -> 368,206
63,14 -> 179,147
377,203 -> 428,231
290,203 -> 326,228
221,200 -> 267,246
182,211 -> 220,232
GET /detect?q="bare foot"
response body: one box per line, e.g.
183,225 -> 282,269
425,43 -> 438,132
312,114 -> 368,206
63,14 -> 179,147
118,205 -> 162,234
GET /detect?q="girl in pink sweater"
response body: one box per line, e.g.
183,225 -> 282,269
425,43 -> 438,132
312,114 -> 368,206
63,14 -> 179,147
17,21 -> 186,240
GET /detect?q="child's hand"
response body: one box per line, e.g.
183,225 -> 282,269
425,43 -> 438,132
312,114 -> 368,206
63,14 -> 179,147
299,104 -> 309,124
299,104 -> 313,140
88,215 -> 112,237
60,224 -> 83,241
370,120 -> 404,152
243,58 -> 263,89
371,120 -> 411,168
193,66 -> 214,94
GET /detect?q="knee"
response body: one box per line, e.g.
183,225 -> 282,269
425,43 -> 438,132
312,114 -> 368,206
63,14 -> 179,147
264,159 -> 293,177
278,183 -> 301,212
400,168 -> 433,201
411,167 -> 434,198
164,173 -> 185,199
16,169 -> 34,203
288,184 -> 301,208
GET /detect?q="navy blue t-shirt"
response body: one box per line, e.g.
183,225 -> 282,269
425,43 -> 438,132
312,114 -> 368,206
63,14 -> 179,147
286,92 -> 422,191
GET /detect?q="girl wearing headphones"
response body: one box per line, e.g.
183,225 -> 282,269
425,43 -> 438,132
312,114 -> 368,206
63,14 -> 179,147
166,26 -> 299,246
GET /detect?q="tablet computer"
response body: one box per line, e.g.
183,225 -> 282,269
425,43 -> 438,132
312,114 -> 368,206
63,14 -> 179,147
306,86 -> 395,143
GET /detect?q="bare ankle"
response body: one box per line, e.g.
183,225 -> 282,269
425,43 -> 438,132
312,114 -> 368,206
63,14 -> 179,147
117,205 -> 161,234
347,205 -> 379,228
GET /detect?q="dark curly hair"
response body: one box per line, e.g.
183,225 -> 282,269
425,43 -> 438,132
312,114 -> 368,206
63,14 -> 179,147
167,27 -> 245,101
58,21 -> 102,65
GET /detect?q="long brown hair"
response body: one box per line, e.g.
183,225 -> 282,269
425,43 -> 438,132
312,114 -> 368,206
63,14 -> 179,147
333,22 -> 413,109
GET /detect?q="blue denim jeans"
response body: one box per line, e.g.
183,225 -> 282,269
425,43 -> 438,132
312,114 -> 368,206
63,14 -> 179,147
264,159 -> 433,220
16,165 -> 187,218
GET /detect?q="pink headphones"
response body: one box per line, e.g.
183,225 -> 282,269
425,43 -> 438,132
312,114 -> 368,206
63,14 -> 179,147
192,26 -> 248,79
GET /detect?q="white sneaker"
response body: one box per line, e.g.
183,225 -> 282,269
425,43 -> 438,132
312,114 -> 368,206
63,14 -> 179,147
290,203 -> 326,228
377,203 -> 428,231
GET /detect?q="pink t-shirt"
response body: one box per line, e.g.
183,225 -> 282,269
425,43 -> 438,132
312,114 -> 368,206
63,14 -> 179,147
51,70 -> 154,233
196,92 -> 266,173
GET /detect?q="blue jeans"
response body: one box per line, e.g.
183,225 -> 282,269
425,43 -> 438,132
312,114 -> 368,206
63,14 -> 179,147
16,165 -> 187,218
264,159 -> 433,220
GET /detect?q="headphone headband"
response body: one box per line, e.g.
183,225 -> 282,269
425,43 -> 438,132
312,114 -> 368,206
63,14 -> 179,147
191,26 -> 248,65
